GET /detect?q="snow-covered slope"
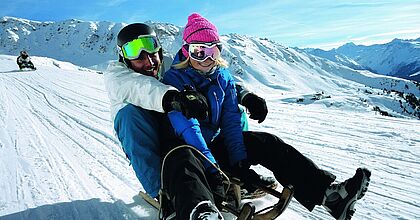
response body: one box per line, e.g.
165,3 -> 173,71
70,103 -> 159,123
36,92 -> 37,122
1,15 -> 420,220
1,53 -> 419,219
303,38 -> 420,82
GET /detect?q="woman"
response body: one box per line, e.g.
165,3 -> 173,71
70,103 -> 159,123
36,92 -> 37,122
161,13 -> 371,220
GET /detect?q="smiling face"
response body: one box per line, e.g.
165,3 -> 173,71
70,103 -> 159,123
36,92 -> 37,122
189,57 -> 217,73
129,51 -> 161,78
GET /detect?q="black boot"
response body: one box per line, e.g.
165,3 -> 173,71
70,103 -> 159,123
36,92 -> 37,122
241,175 -> 277,199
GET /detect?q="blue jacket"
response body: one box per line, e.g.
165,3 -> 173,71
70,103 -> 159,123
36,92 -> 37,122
161,54 -> 247,167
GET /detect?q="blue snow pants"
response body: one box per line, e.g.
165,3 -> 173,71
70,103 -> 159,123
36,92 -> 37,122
114,104 -> 162,198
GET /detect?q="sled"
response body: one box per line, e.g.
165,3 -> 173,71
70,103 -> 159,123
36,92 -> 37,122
18,63 -> 36,71
139,182 -> 294,220
220,179 -> 294,220
139,191 -> 160,209
19,68 -> 36,72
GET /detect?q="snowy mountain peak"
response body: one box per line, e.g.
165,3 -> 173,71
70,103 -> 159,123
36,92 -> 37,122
340,42 -> 357,49
0,16 -> 187,67
305,37 -> 420,81
0,16 -> 125,66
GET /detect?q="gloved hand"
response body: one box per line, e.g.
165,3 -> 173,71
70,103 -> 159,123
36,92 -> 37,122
241,93 -> 268,123
206,170 -> 226,204
231,160 -> 263,190
163,85 -> 208,120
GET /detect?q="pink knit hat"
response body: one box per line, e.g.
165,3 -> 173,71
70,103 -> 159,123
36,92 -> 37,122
182,13 -> 220,57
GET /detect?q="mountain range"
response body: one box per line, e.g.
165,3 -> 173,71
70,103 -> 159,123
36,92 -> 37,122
1,15 -> 419,120
302,38 -> 420,82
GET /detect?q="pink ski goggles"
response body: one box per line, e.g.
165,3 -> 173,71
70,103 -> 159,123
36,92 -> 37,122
185,42 -> 222,62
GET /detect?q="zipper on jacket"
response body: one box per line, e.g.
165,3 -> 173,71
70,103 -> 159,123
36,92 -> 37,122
213,91 -> 219,123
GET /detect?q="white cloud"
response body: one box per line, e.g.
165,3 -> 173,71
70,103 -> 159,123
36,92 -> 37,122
350,30 -> 420,42
208,1 -> 420,50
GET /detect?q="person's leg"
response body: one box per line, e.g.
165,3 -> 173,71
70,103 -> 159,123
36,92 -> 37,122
114,104 -> 162,198
210,131 -> 335,211
242,131 -> 336,211
28,61 -> 36,69
162,147 -> 222,220
241,131 -> 371,219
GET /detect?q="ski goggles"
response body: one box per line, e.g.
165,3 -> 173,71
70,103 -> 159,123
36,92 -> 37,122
120,35 -> 161,60
185,42 -> 222,62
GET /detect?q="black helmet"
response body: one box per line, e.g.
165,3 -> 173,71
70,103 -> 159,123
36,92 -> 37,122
117,23 -> 163,68
20,50 -> 28,57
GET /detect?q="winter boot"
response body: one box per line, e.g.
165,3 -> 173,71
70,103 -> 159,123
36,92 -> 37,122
189,201 -> 224,220
241,175 -> 277,199
323,168 -> 371,220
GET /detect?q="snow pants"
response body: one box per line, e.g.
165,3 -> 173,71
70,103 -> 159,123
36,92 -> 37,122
160,131 -> 336,218
210,131 -> 337,211
114,104 -> 163,198
18,61 -> 35,69
161,147 -> 215,220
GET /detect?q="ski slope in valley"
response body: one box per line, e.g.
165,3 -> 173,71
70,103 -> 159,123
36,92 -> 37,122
0,55 -> 419,220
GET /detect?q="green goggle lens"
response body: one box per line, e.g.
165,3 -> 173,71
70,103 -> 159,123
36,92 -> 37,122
122,36 -> 161,60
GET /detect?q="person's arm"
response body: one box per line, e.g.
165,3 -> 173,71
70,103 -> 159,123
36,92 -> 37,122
162,67 -> 217,168
235,83 -> 251,105
105,62 -> 177,113
17,56 -> 22,65
219,71 -> 248,166
167,111 -> 216,166
235,83 -> 268,123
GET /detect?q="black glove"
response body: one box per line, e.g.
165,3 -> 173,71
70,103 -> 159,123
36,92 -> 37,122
231,160 -> 263,190
206,170 -> 226,204
241,93 -> 268,123
162,85 -> 208,120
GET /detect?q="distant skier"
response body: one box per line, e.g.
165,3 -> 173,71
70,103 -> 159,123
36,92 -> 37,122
17,50 -> 36,70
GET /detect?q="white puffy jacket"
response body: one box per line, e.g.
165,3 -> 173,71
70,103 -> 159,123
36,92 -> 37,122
104,61 -> 177,122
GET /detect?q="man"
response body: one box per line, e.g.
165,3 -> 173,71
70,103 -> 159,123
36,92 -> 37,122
105,23 -> 208,201
17,50 -> 36,70
104,23 -> 270,220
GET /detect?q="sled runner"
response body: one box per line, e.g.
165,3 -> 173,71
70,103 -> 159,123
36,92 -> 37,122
20,68 -> 36,72
220,179 -> 294,220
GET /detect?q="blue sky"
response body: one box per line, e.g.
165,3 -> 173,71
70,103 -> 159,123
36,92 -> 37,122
2,0 -> 420,49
